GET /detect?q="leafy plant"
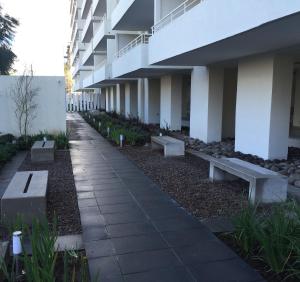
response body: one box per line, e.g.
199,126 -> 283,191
233,204 -> 260,255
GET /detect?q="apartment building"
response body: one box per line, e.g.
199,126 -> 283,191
70,0 -> 300,160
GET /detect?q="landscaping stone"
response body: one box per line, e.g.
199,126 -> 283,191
1,171 -> 48,224
31,140 -> 55,162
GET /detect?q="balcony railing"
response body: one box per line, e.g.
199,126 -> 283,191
115,33 -> 151,59
152,0 -> 202,34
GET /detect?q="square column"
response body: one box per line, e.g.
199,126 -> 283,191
110,87 -> 115,112
293,70 -> 300,127
116,84 -> 121,114
125,82 -> 138,118
160,75 -> 182,130
105,88 -> 110,112
116,84 -> 125,115
138,79 -> 145,122
144,78 -> 160,124
100,90 -> 106,110
190,66 -> 224,143
235,55 -> 293,160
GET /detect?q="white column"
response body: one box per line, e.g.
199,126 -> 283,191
235,55 -> 293,160
119,84 -> 125,115
160,75 -> 182,130
138,79 -> 145,122
190,66 -> 224,143
144,78 -> 160,124
125,82 -> 138,118
293,71 -> 300,127
222,68 -> 238,138
116,84 -> 121,114
105,88 -> 110,112
125,83 -> 131,118
110,87 -> 114,112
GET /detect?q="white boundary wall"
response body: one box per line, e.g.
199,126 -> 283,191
0,76 -> 66,136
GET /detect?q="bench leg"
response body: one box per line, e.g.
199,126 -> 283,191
209,164 -> 238,182
151,142 -> 162,151
249,178 -> 287,204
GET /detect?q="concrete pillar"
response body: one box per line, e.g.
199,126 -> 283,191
190,66 -> 224,142
160,75 -> 182,130
100,90 -> 106,110
116,84 -> 121,114
138,79 -> 145,122
293,70 -> 300,127
235,55 -> 293,160
144,78 -> 160,124
125,82 -> 138,118
105,88 -> 110,112
119,84 -> 125,115
110,87 -> 115,112
222,68 -> 238,138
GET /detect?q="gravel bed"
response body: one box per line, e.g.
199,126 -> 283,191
18,150 -> 82,235
119,145 -> 248,219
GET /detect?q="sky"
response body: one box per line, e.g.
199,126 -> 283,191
1,0 -> 70,76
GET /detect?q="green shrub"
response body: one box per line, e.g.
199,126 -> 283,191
0,134 -> 15,145
81,112 -> 151,146
233,201 -> 300,278
0,144 -> 17,164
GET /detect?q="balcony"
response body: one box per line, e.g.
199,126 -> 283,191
81,0 -> 92,19
82,42 -> 94,66
93,62 -> 111,85
112,33 -> 190,78
82,9 -> 103,43
82,71 -> 94,88
149,0 -> 300,66
93,16 -> 114,51
71,42 -> 86,66
111,0 -> 154,31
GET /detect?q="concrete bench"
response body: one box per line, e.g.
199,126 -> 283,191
1,171 -> 48,224
151,136 -> 185,157
209,158 -> 288,204
31,140 -> 55,162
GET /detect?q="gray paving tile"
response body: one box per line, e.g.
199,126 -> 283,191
94,189 -> 129,198
174,240 -> 237,265
117,249 -> 182,274
85,239 -> 115,259
88,257 -> 123,282
190,258 -> 263,282
112,233 -> 168,254
144,206 -> 189,220
153,216 -> 202,232
161,228 -> 217,247
124,266 -> 195,282
80,214 -> 105,227
77,191 -> 95,199
106,222 -> 156,238
96,195 -> 135,206
103,211 -> 147,225
99,203 -> 141,214
82,225 -> 109,241
78,198 -> 98,208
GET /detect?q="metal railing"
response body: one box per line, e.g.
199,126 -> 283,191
152,0 -> 202,34
115,33 -> 151,59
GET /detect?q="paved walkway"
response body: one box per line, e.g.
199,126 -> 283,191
68,113 -> 264,282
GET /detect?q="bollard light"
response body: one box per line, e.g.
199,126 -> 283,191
13,231 -> 23,280
13,231 -> 22,255
159,133 -> 163,137
98,122 -> 101,129
107,127 -> 110,137
43,136 -> 47,142
120,134 -> 124,148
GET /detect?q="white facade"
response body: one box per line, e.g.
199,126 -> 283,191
0,76 -> 66,136
70,0 -> 300,160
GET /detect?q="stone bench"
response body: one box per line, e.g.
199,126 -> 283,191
1,171 -> 48,224
151,136 -> 185,157
31,140 -> 55,162
209,158 -> 288,204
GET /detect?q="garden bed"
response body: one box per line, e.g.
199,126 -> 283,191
17,150 -> 81,236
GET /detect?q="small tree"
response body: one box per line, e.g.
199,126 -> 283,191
10,67 -> 39,141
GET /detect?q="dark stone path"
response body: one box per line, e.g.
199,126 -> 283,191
68,113 -> 264,282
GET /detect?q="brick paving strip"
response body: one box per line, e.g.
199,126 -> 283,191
68,113 -> 265,282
